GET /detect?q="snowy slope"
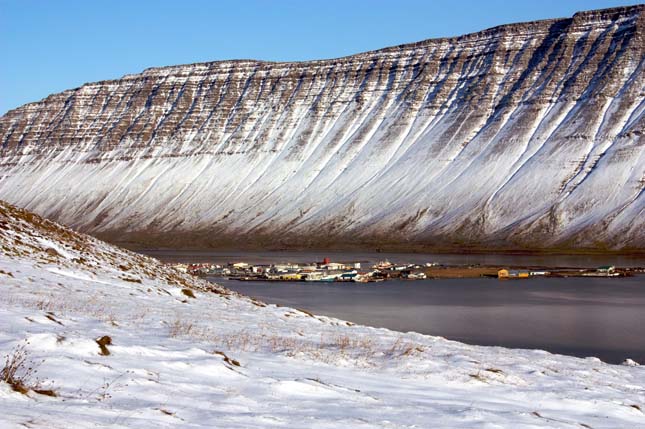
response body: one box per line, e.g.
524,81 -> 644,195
0,6 -> 644,251
1,200 -> 645,427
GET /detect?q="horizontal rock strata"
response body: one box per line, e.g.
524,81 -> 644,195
0,5 -> 643,251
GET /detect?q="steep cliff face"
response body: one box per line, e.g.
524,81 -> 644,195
0,6 -> 643,251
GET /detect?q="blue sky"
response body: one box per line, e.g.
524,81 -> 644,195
1,0 -> 641,114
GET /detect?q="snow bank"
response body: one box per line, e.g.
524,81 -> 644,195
1,200 -> 644,428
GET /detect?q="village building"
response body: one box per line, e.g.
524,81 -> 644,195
498,269 -> 529,279
323,262 -> 346,271
231,262 -> 249,269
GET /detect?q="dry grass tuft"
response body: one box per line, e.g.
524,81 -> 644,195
386,338 -> 424,358
1,344 -> 31,394
1,342 -> 55,396
168,320 -> 194,337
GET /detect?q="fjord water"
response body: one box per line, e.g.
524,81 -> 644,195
145,251 -> 645,364
215,276 -> 645,364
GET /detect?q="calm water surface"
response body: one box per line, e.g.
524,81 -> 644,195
214,276 -> 645,364
141,250 -> 645,364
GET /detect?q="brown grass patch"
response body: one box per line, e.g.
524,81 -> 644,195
424,266 -> 499,278
181,288 -> 196,299
296,308 -> 314,317
33,388 -> 57,397
469,372 -> 488,383
168,320 -> 194,337
45,312 -> 64,326
96,336 -> 112,356
213,351 -> 241,367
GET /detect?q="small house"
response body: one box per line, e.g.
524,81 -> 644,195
278,273 -> 304,281
231,262 -> 249,270
325,262 -> 345,270
498,269 -> 529,279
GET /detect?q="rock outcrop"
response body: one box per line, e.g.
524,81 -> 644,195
0,6 -> 643,251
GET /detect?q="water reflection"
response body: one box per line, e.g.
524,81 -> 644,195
142,249 -> 645,268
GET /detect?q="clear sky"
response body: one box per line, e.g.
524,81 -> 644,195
1,0 -> 642,114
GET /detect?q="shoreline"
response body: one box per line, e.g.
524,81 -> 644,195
171,256 -> 644,281
115,241 -> 645,257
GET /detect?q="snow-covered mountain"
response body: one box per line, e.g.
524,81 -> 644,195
1,200 -> 644,427
0,5 -> 643,251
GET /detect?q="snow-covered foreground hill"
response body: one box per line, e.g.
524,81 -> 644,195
1,200 -> 644,428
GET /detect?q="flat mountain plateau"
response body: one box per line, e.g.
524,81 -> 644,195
0,5 -> 643,252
